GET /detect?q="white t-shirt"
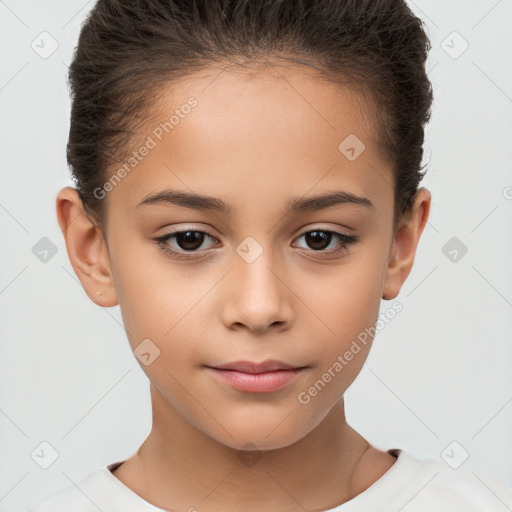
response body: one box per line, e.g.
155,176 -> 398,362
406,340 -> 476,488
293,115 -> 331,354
27,448 -> 512,511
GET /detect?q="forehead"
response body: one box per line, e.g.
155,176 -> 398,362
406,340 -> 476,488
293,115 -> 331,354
107,62 -> 393,218
150,62 -> 377,156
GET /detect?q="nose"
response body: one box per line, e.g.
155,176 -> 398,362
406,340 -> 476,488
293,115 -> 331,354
221,249 -> 294,334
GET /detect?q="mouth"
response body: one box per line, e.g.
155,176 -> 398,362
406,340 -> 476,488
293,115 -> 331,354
205,359 -> 308,393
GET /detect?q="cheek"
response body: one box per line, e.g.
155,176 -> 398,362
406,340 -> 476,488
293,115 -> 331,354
312,255 -> 385,329
108,235 -> 188,349
304,251 -> 387,373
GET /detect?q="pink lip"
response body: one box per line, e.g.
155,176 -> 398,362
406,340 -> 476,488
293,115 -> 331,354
206,360 -> 307,393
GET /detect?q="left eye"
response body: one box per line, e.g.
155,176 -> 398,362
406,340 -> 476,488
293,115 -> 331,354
293,229 -> 358,256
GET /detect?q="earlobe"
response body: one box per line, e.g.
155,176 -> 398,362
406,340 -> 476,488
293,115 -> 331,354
382,188 -> 431,300
56,186 -> 118,307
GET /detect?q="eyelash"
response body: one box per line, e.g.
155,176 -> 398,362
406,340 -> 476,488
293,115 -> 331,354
154,228 -> 358,261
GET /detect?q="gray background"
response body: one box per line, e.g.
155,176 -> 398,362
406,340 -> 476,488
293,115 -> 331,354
1,1 -> 511,510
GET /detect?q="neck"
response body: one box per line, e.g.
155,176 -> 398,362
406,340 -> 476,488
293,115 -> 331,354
117,383 -> 371,512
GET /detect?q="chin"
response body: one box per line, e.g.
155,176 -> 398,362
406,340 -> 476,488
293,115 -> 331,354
205,417 -> 311,453
223,435 -> 300,453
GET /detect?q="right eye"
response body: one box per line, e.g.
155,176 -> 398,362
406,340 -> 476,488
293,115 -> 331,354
154,229 -> 220,260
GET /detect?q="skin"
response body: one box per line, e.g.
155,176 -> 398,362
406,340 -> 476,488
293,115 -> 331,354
56,62 -> 430,512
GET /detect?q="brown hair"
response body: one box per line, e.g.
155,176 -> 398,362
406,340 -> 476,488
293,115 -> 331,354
67,0 -> 433,234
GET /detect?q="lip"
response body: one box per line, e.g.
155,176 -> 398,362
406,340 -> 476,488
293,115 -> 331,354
210,359 -> 303,373
206,360 -> 307,393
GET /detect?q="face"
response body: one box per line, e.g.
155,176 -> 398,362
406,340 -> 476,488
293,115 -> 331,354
59,63 -> 429,451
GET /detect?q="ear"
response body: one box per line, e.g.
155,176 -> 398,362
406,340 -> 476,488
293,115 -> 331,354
382,187 -> 431,300
56,186 -> 118,307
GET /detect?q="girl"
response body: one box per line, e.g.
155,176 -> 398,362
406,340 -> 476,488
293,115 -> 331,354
29,0 -> 512,510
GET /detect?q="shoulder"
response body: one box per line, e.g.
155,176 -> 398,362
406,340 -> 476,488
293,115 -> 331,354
27,464 -> 116,512
391,450 -> 512,510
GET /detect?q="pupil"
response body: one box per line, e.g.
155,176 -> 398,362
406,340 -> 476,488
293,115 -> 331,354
177,231 -> 203,251
306,231 -> 331,250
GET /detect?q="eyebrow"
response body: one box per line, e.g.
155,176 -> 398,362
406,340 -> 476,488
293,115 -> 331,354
136,189 -> 375,215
